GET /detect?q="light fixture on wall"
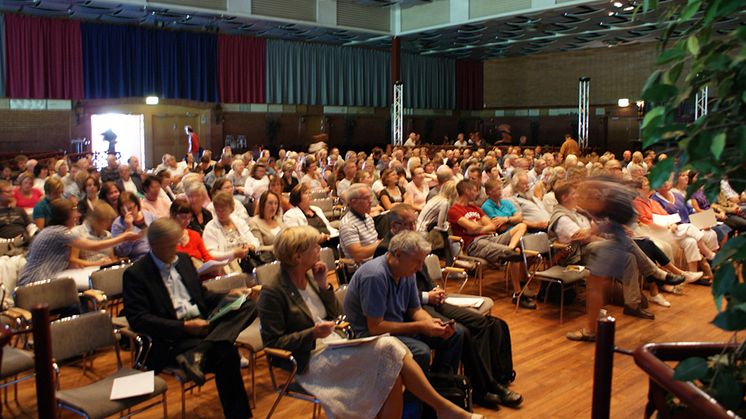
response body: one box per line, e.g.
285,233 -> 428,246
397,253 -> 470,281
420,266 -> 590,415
145,96 -> 159,105
608,0 -> 637,15
618,98 -> 630,107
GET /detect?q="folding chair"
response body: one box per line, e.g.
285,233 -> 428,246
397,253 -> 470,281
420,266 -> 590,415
87,262 -> 132,315
0,328 -> 34,413
256,264 -> 322,418
516,232 -> 589,323
423,254 -> 494,316
50,311 -> 168,419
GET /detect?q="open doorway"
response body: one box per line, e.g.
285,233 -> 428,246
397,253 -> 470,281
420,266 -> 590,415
90,114 -> 145,169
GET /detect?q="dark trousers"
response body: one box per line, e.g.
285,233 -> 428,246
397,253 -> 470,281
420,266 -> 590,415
426,303 -> 514,398
633,238 -> 670,266
398,326 -> 465,419
168,301 -> 256,419
724,214 -> 746,233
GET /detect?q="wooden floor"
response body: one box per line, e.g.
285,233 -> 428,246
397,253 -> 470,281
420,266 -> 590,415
3,267 -> 731,419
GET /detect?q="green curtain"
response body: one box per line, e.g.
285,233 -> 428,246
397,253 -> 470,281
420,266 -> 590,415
401,52 -> 455,109
265,39 -> 390,107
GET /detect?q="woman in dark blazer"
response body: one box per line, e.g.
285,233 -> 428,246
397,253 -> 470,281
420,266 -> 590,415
257,226 -> 480,419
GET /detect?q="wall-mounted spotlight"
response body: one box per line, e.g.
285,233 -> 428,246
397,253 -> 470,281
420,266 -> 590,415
146,96 -> 159,105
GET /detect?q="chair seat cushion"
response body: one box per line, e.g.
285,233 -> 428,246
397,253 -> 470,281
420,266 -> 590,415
535,266 -> 588,284
236,318 -> 264,352
453,260 -> 477,270
56,367 -> 167,419
448,293 -> 494,316
112,316 -> 129,328
1,347 -> 34,378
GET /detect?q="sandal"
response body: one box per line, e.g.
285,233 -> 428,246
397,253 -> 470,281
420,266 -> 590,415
566,329 -> 596,342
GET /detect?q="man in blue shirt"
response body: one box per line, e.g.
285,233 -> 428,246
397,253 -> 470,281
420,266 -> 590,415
481,178 -> 527,243
344,231 -> 464,375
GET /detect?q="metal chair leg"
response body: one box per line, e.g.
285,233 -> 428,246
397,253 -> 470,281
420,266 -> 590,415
180,380 -> 186,419
250,351 -> 257,408
162,392 -> 168,418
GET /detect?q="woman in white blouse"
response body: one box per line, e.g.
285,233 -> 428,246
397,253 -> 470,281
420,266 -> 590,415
405,166 -> 429,212
283,183 -> 337,244
248,190 -> 286,253
202,191 -> 259,273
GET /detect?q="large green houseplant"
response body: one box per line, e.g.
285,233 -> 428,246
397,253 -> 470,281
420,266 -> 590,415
639,0 -> 746,415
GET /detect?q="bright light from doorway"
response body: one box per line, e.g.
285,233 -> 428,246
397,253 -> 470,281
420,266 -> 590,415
91,114 -> 145,169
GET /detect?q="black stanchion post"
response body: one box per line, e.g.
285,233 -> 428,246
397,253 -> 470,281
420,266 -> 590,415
31,304 -> 56,418
592,310 -> 616,419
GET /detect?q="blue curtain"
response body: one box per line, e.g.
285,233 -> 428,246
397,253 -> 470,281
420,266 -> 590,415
401,53 -> 455,109
81,23 -> 218,102
0,14 -> 5,98
266,39 -> 390,107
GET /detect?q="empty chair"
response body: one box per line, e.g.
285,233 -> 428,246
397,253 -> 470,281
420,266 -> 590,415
203,272 -> 251,294
517,232 -> 589,323
87,262 -> 132,314
50,311 -> 168,419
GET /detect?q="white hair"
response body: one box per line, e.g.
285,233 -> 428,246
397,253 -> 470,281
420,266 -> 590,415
389,230 -> 431,256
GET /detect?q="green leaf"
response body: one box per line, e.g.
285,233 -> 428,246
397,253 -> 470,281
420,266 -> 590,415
656,45 -> 686,65
714,294 -> 723,311
712,309 -> 746,331
642,106 -> 665,130
712,372 -> 741,410
742,91 -> 746,104
687,35 -> 701,56
710,131 -> 726,159
712,263 -> 736,298
668,62 -> 685,84
673,357 -> 709,381
712,236 -> 746,268
679,0 -> 702,21
643,0 -> 658,13
648,157 -> 674,189
642,84 -> 679,103
737,126 -> 746,155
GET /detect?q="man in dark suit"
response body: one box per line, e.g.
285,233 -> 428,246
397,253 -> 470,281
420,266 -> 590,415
374,204 -> 523,410
123,218 -> 255,419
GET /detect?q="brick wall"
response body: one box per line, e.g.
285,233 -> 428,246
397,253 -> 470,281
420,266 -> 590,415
0,110 -> 72,154
484,42 -> 660,108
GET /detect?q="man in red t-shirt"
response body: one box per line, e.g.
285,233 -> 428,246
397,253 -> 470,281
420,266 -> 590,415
448,180 -> 535,309
185,125 -> 200,159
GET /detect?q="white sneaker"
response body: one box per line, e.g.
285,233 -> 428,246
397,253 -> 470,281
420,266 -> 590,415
683,271 -> 704,283
240,356 -> 249,368
650,294 -> 671,307
662,284 -> 685,295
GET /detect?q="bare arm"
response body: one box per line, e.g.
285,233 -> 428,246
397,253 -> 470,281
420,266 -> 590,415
345,240 -> 381,264
456,215 -> 496,235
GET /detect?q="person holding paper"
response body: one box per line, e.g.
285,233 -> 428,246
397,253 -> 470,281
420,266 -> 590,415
375,204 -> 523,409
123,218 -> 255,419
258,226 -> 480,419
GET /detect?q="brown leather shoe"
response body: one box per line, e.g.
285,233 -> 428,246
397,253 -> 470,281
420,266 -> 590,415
623,305 -> 655,320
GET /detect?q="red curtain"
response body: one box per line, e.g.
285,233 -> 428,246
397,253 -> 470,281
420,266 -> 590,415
5,14 -> 83,99
217,35 -> 265,103
455,59 -> 484,110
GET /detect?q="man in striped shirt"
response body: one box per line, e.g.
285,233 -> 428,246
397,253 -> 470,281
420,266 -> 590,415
340,183 -> 381,264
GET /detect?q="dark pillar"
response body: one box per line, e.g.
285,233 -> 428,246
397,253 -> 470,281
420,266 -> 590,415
32,304 -> 56,418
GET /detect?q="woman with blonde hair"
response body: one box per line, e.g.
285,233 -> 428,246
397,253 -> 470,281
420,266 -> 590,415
70,201 -> 121,267
258,226 -> 481,419
248,190 -> 286,257
202,191 -> 260,273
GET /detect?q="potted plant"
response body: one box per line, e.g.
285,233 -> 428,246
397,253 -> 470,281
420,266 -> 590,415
634,0 -> 746,416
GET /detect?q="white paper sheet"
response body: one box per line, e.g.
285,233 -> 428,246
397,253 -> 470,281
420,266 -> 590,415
54,266 -> 99,290
689,209 -> 717,230
197,259 -> 229,275
444,297 -> 484,308
110,370 -> 155,400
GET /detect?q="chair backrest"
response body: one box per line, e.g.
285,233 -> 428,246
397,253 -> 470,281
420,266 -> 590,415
89,263 -> 131,298
14,278 -> 79,312
450,237 -> 464,259
319,247 -> 335,272
203,272 -> 250,293
50,311 -> 116,363
312,198 -> 333,213
521,232 -> 551,254
254,261 -> 281,286
423,254 -> 442,283
334,285 -> 348,308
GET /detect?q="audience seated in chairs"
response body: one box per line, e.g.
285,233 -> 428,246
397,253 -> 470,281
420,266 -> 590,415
17,199 -> 138,286
344,230 -> 467,418
258,226 -> 481,419
375,204 -> 523,409
208,178 -> 251,225
248,190 -> 286,258
123,218 -> 256,419
448,180 -> 530,308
